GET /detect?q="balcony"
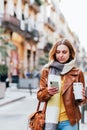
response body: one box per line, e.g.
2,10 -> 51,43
2,14 -> 20,29
29,0 -> 41,13
2,14 -> 31,39
45,17 -> 56,32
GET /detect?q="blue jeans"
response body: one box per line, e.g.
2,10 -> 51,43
57,120 -> 78,130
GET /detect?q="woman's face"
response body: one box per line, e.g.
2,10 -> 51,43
55,44 -> 70,63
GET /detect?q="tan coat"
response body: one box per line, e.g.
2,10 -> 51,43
37,67 -> 86,125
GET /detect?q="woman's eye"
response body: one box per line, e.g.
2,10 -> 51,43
56,50 -> 67,54
63,51 -> 67,54
56,50 -> 60,54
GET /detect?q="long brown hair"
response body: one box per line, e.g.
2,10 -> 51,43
49,39 -> 76,62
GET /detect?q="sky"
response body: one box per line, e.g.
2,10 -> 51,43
59,0 -> 87,51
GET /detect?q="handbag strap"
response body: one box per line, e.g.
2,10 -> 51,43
36,101 -> 47,114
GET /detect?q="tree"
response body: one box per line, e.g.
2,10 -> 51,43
0,27 -> 16,59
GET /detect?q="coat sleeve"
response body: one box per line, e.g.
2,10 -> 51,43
37,67 -> 51,102
78,70 -> 85,87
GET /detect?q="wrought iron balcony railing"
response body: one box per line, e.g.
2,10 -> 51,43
45,17 -> 56,32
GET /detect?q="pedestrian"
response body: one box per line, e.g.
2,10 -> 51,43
37,38 -> 86,130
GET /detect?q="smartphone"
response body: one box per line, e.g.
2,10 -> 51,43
50,81 -> 59,88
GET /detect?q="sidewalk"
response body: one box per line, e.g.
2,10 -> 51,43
0,86 -> 38,107
0,87 -> 26,107
80,122 -> 87,130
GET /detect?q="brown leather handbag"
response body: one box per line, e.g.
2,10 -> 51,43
28,101 -> 47,130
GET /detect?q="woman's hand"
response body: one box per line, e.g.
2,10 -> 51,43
75,87 -> 86,106
47,87 -> 59,96
78,87 -> 86,105
82,87 -> 86,99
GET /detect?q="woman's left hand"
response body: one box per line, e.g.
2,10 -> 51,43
79,87 -> 87,105
82,87 -> 86,99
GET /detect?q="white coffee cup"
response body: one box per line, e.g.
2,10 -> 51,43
73,82 -> 83,100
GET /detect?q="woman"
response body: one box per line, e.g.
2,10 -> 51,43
37,39 -> 86,130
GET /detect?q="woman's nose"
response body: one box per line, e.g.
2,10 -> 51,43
59,53 -> 63,57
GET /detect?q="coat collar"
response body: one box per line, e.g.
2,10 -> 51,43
61,68 -> 79,95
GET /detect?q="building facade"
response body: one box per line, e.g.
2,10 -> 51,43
0,0 -> 81,79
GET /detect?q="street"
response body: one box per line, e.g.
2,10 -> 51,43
0,88 -> 38,130
0,87 -> 87,130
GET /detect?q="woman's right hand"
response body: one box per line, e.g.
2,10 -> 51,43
47,87 -> 59,96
